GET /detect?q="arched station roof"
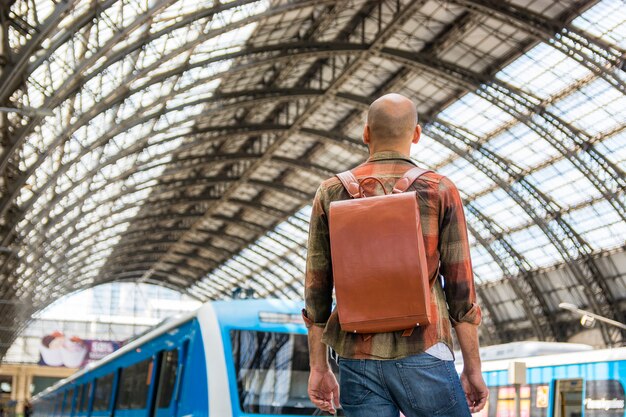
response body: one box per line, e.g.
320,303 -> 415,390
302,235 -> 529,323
0,0 -> 624,358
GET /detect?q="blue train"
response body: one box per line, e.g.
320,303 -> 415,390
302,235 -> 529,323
32,300 -> 320,417
31,299 -> 626,417
471,342 -> 626,417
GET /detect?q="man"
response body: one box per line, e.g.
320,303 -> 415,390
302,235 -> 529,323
303,93 -> 488,417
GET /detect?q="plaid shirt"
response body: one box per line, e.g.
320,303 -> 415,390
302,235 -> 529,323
303,151 -> 481,360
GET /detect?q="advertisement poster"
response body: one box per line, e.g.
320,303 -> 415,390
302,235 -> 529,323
39,331 -> 122,368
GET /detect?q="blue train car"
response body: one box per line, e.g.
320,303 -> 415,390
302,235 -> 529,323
31,299 -> 323,417
32,299 -> 626,417
469,344 -> 626,417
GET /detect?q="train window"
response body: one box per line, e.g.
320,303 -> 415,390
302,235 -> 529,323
75,385 -> 84,413
78,382 -> 92,412
495,386 -> 531,416
92,373 -> 114,411
54,393 -> 63,414
154,350 -> 179,409
230,330 -> 342,415
585,379 -> 625,417
62,388 -> 74,414
483,384 -> 548,417
116,358 -> 152,410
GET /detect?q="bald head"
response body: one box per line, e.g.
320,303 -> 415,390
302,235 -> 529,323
366,93 -> 418,145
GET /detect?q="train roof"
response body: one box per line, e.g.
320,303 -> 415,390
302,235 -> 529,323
476,346 -> 626,372
455,341 -> 594,364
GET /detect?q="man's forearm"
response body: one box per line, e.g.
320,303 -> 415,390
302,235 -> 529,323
455,322 -> 482,373
308,325 -> 330,371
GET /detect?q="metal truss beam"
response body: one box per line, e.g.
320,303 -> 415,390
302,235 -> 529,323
187,207 -> 309,298
100,235 -> 303,298
465,205 -> 558,341
84,241 -> 224,271
2,0 -> 623,347
24,198 -> 307,300
30,125 -> 540,336
52,83 -> 608,342
15,152 -> 326,271
18,194 -> 299,289
0,0 -> 74,103
426,121 -> 622,344
218,93 -> 617,334
139,0 -> 424,284
379,47 -> 626,221
2,0 -> 329,103
5,40 -> 620,246
3,108 -> 621,344
230,246 -> 302,296
203,108 -> 620,342
453,0 -> 625,93
44,192 -> 300,272
39,261 -> 202,300
0,1 -> 346,185
17,115 -> 584,341
17,139 -> 313,252
2,119 -> 346,252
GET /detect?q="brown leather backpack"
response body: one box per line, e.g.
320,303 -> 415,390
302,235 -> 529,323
329,167 -> 433,334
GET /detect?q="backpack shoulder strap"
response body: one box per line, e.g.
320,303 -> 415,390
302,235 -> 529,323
393,167 -> 432,193
336,171 -> 361,198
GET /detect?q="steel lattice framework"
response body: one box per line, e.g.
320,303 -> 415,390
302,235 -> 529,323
0,0 -> 625,358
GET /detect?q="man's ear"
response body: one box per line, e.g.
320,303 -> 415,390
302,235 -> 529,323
363,124 -> 371,145
412,124 -> 421,145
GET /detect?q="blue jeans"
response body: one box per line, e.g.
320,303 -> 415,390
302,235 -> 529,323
337,353 -> 471,417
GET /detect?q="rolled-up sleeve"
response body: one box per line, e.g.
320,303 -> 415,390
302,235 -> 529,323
438,177 -> 482,327
303,185 -> 333,328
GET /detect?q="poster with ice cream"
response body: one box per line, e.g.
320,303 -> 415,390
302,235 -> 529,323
39,332 -> 122,368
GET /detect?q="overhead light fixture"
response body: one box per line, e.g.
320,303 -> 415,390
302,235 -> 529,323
559,302 -> 626,330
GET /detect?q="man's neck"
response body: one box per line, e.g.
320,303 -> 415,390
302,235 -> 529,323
368,146 -> 412,157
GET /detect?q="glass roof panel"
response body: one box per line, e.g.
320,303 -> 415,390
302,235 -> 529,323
563,200 -> 626,250
496,43 -> 591,99
595,130 -> 626,171
469,245 -> 504,284
526,158 -> 602,208
438,93 -> 515,137
274,223 -> 308,242
471,189 -> 533,231
484,124 -> 559,170
437,157 -> 495,198
572,0 -> 626,49
411,133 -> 457,168
549,78 -> 626,136
505,225 -> 563,269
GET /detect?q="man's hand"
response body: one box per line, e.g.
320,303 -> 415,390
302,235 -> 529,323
460,370 -> 488,413
308,368 -> 340,414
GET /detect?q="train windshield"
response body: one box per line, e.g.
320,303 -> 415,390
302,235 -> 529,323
231,330 -> 338,415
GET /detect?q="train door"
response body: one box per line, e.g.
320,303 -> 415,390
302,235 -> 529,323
152,342 -> 187,417
552,379 -> 584,417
